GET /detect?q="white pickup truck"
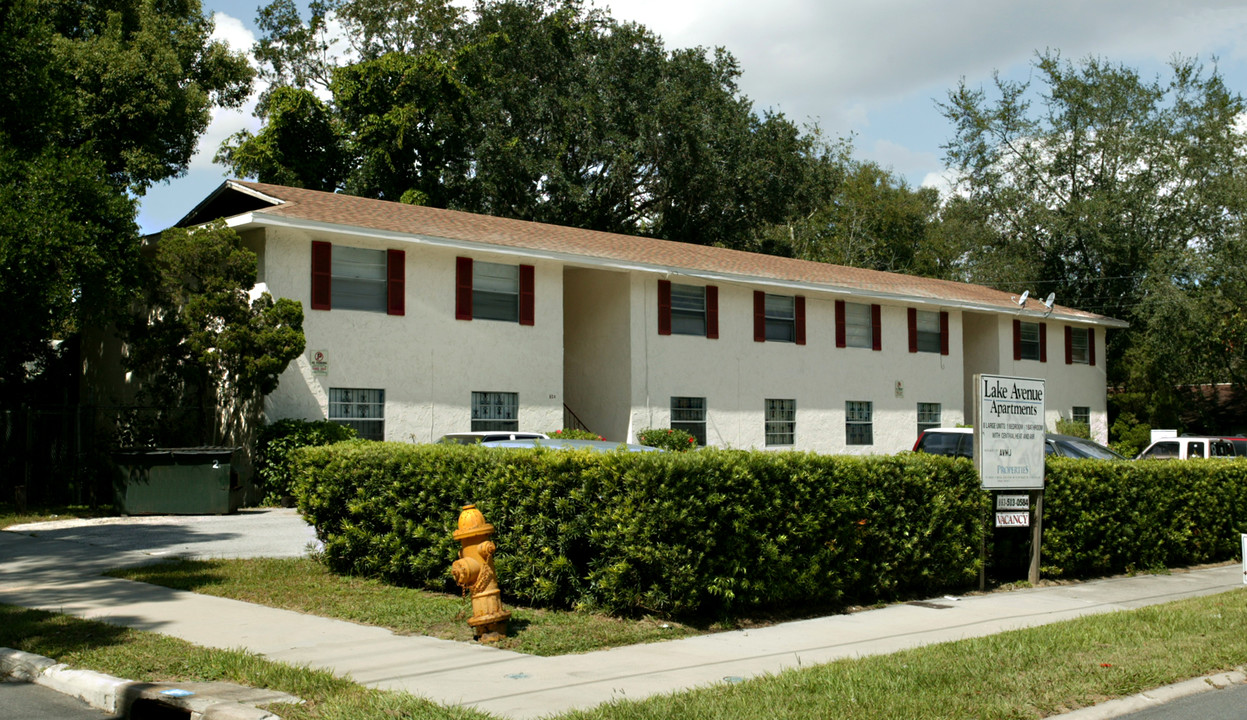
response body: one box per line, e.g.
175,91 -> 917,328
1135,436 -> 1238,459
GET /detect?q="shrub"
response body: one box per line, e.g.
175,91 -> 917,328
1054,418 -> 1090,439
255,419 -> 357,505
636,427 -> 697,451
549,428 -> 604,440
292,444 -> 982,618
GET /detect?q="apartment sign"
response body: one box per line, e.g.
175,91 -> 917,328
976,374 -> 1046,490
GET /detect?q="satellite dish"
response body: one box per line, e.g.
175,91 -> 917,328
1015,290 -> 1029,307
1043,292 -> 1056,309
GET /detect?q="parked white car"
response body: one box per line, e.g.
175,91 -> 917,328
436,431 -> 549,445
1135,436 -> 1238,460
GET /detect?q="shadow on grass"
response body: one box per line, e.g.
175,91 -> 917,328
0,604 -> 134,658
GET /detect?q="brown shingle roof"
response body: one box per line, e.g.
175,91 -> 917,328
206,180 -> 1123,326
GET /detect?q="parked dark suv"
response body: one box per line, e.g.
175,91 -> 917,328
913,428 -> 1125,460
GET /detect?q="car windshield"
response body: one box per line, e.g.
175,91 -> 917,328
1052,437 -> 1124,460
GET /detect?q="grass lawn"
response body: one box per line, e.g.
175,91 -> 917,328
3,589 -> 1245,719
0,502 -> 114,529
108,557 -> 702,656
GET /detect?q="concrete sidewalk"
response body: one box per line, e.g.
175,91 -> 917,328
1,514 -> 1244,718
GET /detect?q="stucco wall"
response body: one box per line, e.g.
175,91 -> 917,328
965,314 -> 1109,444
563,267 -> 632,440
260,227 -> 563,441
627,276 -> 966,454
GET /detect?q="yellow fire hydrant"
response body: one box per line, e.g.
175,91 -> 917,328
451,504 -> 511,642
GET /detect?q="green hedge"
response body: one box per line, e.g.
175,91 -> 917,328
255,419 -> 357,505
1042,457 -> 1247,577
293,443 -> 983,617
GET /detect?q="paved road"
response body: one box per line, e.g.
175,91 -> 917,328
0,679 -> 119,719
1113,682 -> 1247,720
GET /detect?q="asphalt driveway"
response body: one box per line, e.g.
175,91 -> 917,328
3,508 -> 318,564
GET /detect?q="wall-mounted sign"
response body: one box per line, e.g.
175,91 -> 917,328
975,374 -> 1046,490
310,349 -> 328,376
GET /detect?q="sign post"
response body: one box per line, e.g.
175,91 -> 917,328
975,374 -> 1047,586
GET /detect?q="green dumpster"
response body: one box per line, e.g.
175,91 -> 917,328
114,448 -> 241,515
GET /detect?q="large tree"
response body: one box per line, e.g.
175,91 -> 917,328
939,52 -> 1247,400
221,0 -> 834,249
0,0 -> 253,401
121,222 -> 305,447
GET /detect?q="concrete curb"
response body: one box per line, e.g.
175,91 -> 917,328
0,647 -> 293,719
1051,668 -> 1247,719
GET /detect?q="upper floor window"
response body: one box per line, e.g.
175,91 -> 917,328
754,292 -> 805,344
1014,320 -> 1046,362
311,241 -> 405,315
456,257 -> 534,325
908,309 -> 948,354
1065,326 -> 1095,365
658,281 -> 718,339
836,301 -> 880,350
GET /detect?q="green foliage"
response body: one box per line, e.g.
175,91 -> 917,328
940,52 -> 1247,388
0,0 -> 253,403
121,221 -> 306,445
636,427 -> 698,452
293,444 -> 983,618
232,0 -> 836,250
1042,458 -> 1247,577
549,428 -> 603,440
256,419 -> 357,504
1108,410 -> 1152,458
216,87 -> 345,191
1053,418 -> 1090,439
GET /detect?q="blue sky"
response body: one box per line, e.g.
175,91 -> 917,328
135,0 -> 1247,234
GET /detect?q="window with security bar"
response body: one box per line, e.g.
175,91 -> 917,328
917,402 -> 941,434
329,388 -> 385,440
765,399 -> 796,446
671,396 -> 707,446
846,400 -> 873,445
472,391 -> 519,431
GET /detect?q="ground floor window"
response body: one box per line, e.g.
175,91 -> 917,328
1072,406 -> 1090,426
472,391 -> 519,431
329,387 -> 385,440
671,396 -> 707,446
765,399 -> 796,446
917,402 -> 941,435
846,400 -> 873,445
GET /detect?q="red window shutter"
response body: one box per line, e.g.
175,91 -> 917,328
519,264 -> 535,326
1039,322 -> 1048,363
835,300 -> 846,348
386,249 -> 405,316
1088,328 -> 1096,366
1013,319 -> 1022,361
753,291 -> 766,342
311,241 -> 331,311
658,280 -> 672,335
907,308 -> 918,353
1064,326 -> 1073,364
706,285 -> 719,339
940,311 -> 949,356
871,304 -> 882,351
455,257 -> 473,320
795,296 -> 806,346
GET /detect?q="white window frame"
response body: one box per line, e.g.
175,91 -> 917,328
915,310 -> 941,353
332,246 -> 387,312
845,302 -> 873,349
1019,321 -> 1042,361
917,402 -> 941,434
1070,327 -> 1090,364
765,294 -> 796,343
846,400 -> 873,445
329,387 -> 385,440
765,399 -> 796,446
671,396 -> 707,445
472,391 -> 519,431
670,284 -> 707,336
473,262 -> 520,322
